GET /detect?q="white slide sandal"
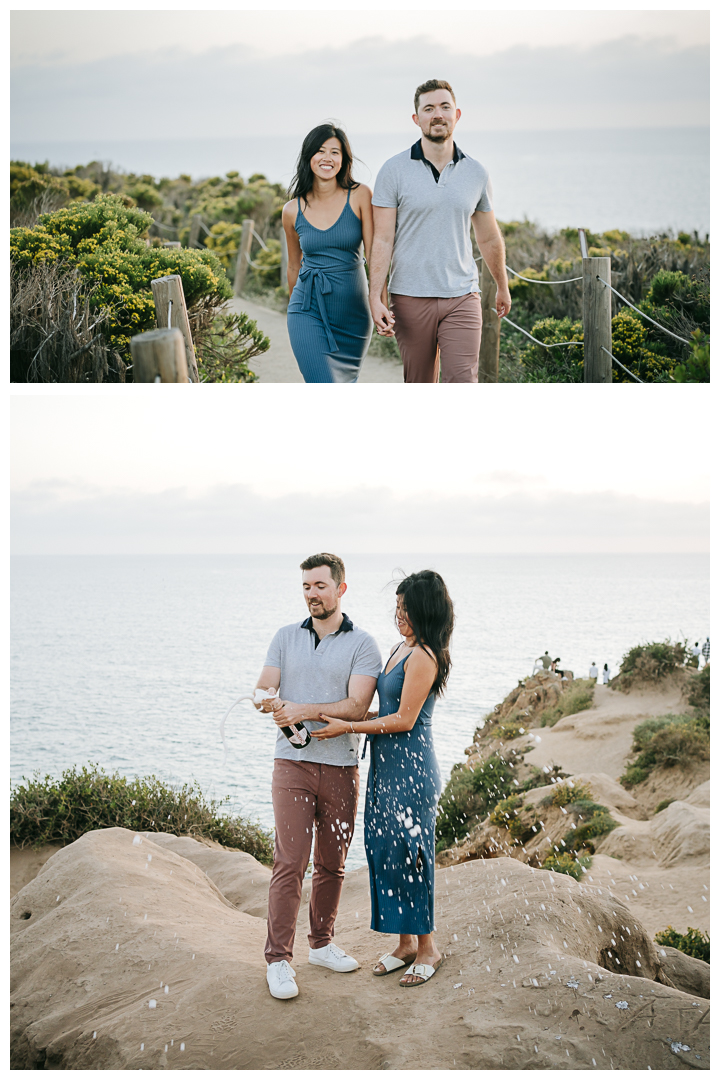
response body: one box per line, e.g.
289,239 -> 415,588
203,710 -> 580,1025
373,952 -> 416,976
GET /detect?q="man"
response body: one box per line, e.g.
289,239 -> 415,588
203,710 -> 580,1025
589,662 -> 599,682
369,78 -> 512,383
535,651 -> 552,673
701,637 -> 710,667
690,641 -> 702,668
255,553 -> 382,1000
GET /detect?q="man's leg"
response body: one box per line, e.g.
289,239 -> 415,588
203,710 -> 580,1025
308,764 -> 359,949
436,293 -> 482,383
390,295 -> 440,383
265,759 -> 318,964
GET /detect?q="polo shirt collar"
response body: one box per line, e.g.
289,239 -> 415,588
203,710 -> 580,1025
301,612 -> 354,635
411,138 -> 465,165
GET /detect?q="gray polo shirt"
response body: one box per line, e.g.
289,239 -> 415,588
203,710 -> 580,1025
372,140 -> 493,298
265,613 -> 382,766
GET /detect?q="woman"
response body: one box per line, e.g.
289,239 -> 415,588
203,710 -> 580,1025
283,124 -> 377,383
312,570 -> 454,986
602,663 -> 610,684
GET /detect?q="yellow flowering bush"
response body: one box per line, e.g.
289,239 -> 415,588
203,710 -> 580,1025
11,194 -> 232,360
610,309 -> 673,383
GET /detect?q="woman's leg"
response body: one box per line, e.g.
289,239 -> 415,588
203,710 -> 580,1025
373,933 -> 417,974
399,931 -> 443,985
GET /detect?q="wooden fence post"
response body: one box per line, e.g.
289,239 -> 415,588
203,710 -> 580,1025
150,274 -> 199,383
188,214 -> 203,249
233,219 -> 254,297
479,259 -> 500,382
131,328 -> 189,382
280,229 -> 288,290
582,256 -> 612,382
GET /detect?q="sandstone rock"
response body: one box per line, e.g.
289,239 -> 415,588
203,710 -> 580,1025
656,945 -> 710,1000
10,830 -> 709,1070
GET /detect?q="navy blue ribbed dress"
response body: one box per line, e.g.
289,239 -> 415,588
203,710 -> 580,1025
364,649 -> 442,936
287,190 -> 373,383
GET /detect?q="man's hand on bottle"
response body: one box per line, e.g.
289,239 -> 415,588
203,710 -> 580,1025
256,688 -> 277,712
271,699 -> 307,726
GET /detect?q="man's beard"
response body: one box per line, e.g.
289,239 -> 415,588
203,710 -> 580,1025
425,122 -> 451,144
308,601 -> 337,620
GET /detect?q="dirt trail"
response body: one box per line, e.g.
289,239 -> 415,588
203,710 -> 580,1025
226,297 -> 403,383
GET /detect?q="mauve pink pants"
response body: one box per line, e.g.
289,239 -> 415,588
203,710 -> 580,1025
264,759 -> 359,964
390,291 -> 482,383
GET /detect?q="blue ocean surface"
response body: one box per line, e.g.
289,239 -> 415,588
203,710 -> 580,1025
11,553 -> 709,869
10,128 -> 709,237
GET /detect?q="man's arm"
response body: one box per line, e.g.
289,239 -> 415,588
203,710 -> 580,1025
255,665 -> 281,711
368,206 -> 397,335
270,673 -> 377,726
471,208 -> 512,319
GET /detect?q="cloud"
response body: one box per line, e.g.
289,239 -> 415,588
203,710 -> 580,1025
11,480 -> 709,556
11,36 -> 709,141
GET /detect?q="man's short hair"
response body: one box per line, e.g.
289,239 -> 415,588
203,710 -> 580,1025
300,553 -> 345,587
414,79 -> 456,114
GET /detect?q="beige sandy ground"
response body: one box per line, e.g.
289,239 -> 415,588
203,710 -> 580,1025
10,828 -> 709,1069
10,677 -> 710,1069
226,297 -> 403,383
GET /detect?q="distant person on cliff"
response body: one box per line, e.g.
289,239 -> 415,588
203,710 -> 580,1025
368,78 -> 512,382
283,124 -> 381,382
313,570 -> 453,986
535,651 -> 552,673
689,642 -> 702,668
589,662 -> 599,682
701,637 -> 710,667
602,663 -> 610,684
551,657 -> 565,678
255,553 -> 382,1000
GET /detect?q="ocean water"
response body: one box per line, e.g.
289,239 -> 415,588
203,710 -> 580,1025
10,553 -> 708,869
10,127 -> 709,236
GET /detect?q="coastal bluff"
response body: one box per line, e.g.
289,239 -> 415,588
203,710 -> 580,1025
11,826 -> 709,1069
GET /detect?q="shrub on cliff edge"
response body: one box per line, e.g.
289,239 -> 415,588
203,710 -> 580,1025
655,926 -> 710,964
10,763 -> 274,864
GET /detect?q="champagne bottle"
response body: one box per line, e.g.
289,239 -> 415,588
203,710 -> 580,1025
254,689 -> 311,749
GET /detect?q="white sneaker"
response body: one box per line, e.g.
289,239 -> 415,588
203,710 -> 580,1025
267,960 -> 299,999
308,943 -> 359,972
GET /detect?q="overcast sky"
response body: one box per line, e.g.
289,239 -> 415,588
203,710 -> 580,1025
10,392 -> 710,556
11,10 -> 709,139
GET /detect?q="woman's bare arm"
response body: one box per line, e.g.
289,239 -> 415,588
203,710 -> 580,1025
312,647 -> 436,739
282,201 -> 303,299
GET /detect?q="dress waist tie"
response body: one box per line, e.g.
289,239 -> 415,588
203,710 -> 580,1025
297,261 -> 363,354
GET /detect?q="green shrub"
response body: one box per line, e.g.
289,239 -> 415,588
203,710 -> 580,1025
566,811 -> 618,853
612,640 -> 688,691
519,316 -> 584,382
686,663 -> 710,712
10,194 -> 232,366
655,926 -> 709,964
539,680 -> 595,727
204,221 -> 244,273
196,311 -> 267,382
549,780 -> 593,808
654,798 -> 675,814
673,330 -> 710,382
610,308 -> 674,383
488,794 -> 537,842
10,763 -> 274,864
620,714 -> 709,787
542,852 -> 591,880
436,753 -> 517,852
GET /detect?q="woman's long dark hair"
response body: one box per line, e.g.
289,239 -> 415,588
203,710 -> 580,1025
288,123 -> 359,203
396,570 -> 454,697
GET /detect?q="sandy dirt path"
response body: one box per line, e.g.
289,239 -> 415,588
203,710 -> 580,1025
226,297 -> 403,383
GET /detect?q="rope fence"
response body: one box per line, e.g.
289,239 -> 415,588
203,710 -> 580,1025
148,216 -> 694,381
601,346 -> 643,383
596,276 -> 691,345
